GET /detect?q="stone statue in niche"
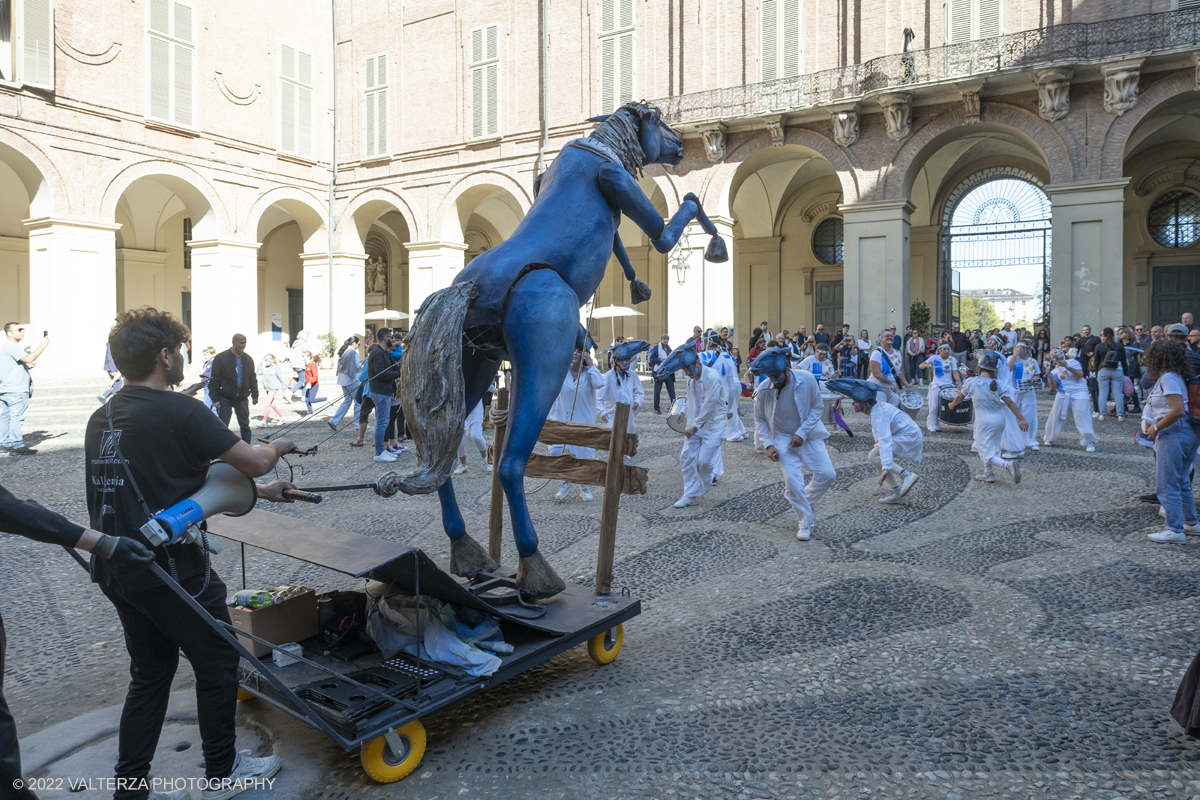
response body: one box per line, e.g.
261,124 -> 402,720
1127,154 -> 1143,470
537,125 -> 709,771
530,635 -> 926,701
366,255 -> 388,295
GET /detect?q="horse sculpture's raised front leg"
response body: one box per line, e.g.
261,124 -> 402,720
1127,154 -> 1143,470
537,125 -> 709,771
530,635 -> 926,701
597,163 -> 728,263
497,268 -> 579,598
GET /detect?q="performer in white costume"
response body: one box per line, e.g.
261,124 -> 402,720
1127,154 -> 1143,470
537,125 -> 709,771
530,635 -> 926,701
797,346 -> 836,386
599,340 -> 648,435
656,346 -> 727,507
1008,341 -> 1041,451
1043,347 -> 1099,452
699,332 -> 746,446
549,346 -> 605,501
829,378 -> 922,505
455,394 -> 493,475
949,351 -> 1029,483
750,348 -> 837,541
868,330 -> 909,407
920,343 -> 961,432
986,334 -> 1026,458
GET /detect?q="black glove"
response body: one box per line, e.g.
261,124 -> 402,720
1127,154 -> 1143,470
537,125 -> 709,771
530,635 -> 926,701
94,534 -> 155,564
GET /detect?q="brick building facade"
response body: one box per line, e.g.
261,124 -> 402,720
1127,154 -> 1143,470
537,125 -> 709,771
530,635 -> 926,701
1,0 -> 1198,376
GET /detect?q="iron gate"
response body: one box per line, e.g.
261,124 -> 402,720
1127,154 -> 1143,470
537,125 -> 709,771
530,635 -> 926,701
939,218 -> 1051,328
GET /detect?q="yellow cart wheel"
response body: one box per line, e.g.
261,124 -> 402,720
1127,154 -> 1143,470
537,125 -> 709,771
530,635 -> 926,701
360,720 -> 427,783
587,624 -> 624,665
237,689 -> 255,701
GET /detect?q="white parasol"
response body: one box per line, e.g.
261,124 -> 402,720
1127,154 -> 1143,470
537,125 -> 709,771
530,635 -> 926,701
590,304 -> 644,340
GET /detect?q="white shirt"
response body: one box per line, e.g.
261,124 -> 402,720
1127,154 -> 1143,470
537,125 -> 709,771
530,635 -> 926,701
1144,371 -> 1189,427
753,369 -> 829,443
550,366 -> 604,424
870,402 -> 924,470
600,367 -> 644,422
1001,329 -> 1019,349
686,364 -> 727,436
1010,357 -> 1040,391
868,348 -> 902,391
962,376 -> 1014,417
924,355 -> 958,388
700,350 -> 741,411
797,355 -> 832,383
1050,359 -> 1089,400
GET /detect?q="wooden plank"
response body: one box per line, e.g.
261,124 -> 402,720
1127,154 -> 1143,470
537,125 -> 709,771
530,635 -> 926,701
595,402 -> 630,596
523,452 -> 646,494
538,420 -> 639,456
487,388 -> 509,562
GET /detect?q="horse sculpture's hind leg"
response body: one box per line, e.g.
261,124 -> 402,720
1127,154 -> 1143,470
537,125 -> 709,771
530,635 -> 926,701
499,269 -> 577,598
441,348 -> 502,577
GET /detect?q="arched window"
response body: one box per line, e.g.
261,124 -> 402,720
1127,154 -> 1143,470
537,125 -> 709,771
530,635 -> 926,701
812,217 -> 844,265
1149,190 -> 1200,249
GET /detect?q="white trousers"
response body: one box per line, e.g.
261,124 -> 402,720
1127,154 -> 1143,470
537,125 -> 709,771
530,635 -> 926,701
1044,393 -> 1098,447
549,442 -> 594,486
726,406 -> 748,441
681,430 -> 724,498
458,421 -> 486,458
973,408 -> 1008,473
868,445 -> 905,489
926,382 -> 952,430
1014,390 -> 1038,447
605,407 -> 639,433
771,433 -> 837,528
1001,401 -> 1025,453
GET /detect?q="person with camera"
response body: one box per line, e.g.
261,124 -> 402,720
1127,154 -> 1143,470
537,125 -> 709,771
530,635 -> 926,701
84,309 -> 297,800
1,485 -> 157,800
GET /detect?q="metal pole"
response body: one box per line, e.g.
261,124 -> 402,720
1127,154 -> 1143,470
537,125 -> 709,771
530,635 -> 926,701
328,0 -> 339,341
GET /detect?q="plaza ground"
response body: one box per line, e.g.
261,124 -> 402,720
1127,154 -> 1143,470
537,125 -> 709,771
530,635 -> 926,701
3,377 -> 1199,799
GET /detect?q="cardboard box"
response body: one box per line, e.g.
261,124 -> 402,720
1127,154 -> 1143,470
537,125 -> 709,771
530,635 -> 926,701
229,588 -> 318,658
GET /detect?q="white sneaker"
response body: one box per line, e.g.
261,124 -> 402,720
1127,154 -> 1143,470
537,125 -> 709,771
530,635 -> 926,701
1117,416 -> 1125,422
485,463 -> 493,472
897,471 -> 919,497
453,463 -> 468,475
879,491 -> 905,505
1148,530 -> 1188,544
928,426 -> 941,433
580,487 -> 593,501
674,495 -> 697,508
1030,443 -> 1040,452
1085,443 -> 1096,453
374,451 -> 397,462
976,472 -> 996,483
1092,412 -> 1101,419
201,750 -> 282,800
1186,523 -> 1200,535
797,526 -> 812,541
1009,459 -> 1021,485
1042,440 -> 1054,447
555,484 -> 571,502
386,445 -> 402,454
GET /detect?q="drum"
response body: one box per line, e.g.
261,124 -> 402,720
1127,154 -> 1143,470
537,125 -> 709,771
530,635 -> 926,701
938,387 -> 973,426
666,397 -> 689,433
899,390 -> 924,421
821,390 -> 839,425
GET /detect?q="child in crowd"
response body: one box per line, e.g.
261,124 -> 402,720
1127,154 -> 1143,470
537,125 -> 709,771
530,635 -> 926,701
301,352 -> 326,416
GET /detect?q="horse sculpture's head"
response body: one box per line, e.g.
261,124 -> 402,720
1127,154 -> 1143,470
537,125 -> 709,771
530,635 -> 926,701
588,102 -> 684,174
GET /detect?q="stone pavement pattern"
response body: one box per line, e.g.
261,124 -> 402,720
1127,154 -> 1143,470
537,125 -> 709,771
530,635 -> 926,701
3,379 -> 1200,800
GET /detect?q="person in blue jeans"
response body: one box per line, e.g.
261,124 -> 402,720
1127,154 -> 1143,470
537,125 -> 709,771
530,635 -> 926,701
365,328 -> 402,462
1143,340 -> 1200,544
329,335 -> 363,430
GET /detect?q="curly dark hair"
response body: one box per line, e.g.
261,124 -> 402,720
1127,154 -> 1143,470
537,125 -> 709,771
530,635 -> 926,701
1144,339 -> 1195,382
108,308 -> 190,380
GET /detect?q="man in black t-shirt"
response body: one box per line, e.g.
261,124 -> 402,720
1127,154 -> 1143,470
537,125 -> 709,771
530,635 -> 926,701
85,309 -> 296,800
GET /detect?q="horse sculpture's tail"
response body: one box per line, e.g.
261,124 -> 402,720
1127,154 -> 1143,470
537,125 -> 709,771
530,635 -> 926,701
377,281 -> 478,497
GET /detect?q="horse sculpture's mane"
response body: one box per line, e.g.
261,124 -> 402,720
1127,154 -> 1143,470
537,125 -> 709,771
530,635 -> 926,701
589,102 -> 647,177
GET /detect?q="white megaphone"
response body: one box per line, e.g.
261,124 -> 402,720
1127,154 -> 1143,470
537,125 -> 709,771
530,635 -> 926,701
139,462 -> 257,554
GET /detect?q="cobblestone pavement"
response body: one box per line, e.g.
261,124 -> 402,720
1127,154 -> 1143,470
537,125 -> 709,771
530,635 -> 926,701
5,378 -> 1200,800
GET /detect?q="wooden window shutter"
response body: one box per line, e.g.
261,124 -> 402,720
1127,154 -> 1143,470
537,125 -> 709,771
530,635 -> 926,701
760,0 -> 777,81
376,83 -> 387,155
617,31 -> 633,107
471,64 -> 484,137
364,53 -> 387,158
149,35 -> 171,120
280,85 -> 296,153
174,40 -> 192,126
976,0 -> 1001,38
147,0 -> 193,125
281,46 -> 313,157
298,54 -> 313,156
364,91 -> 376,157
20,0 -> 54,88
618,0 -> 633,29
469,24 -> 499,138
597,0 -> 631,114
600,35 -> 615,113
781,0 -> 801,78
600,0 -> 615,34
947,0 -> 971,42
149,0 -> 169,34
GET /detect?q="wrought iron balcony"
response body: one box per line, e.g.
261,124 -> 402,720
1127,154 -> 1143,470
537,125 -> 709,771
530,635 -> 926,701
655,6 -> 1200,124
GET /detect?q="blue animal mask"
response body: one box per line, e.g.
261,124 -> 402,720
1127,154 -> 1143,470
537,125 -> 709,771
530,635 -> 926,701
827,378 -> 886,404
610,339 -> 650,362
656,345 -> 698,378
749,348 -> 790,378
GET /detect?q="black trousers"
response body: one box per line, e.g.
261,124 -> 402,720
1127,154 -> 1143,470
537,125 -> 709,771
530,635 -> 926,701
1,615 -> 38,800
101,571 -> 240,800
216,398 -> 252,443
653,376 -> 676,412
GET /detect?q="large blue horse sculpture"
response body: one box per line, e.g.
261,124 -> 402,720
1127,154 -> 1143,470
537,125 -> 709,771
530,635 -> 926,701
387,101 -> 727,598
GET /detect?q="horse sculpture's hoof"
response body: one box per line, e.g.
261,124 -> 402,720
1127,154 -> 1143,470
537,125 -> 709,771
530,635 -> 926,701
516,551 -> 566,599
449,533 -> 498,578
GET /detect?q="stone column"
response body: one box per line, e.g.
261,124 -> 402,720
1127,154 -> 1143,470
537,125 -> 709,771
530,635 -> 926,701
665,217 -> 736,344
115,248 -> 170,311
300,251 -> 368,342
840,200 -> 913,335
189,239 -> 260,362
25,217 -> 120,379
1045,179 -> 1128,342
406,241 -> 467,321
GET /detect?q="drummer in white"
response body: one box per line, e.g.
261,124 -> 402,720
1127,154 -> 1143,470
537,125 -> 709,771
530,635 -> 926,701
599,340 -> 648,440
798,345 -> 836,386
699,332 -> 746,445
949,351 -> 1029,483
920,343 -> 962,432
1008,340 -> 1041,451
1043,346 -> 1099,452
829,378 -> 923,505
656,346 -> 727,508
868,330 -> 910,407
750,348 -> 837,541
549,345 -> 605,501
